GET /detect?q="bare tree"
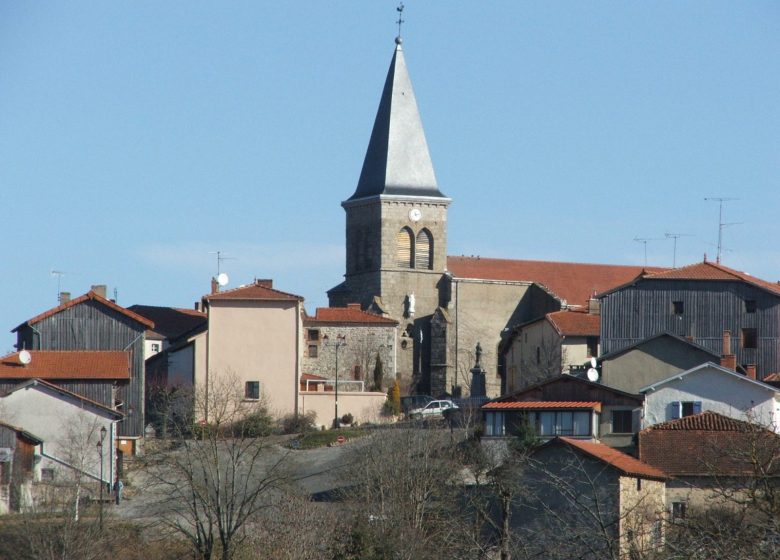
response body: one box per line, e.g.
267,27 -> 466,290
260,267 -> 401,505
141,372 -> 288,560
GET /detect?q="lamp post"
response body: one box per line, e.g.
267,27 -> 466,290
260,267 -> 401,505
323,334 -> 347,429
97,425 -> 107,531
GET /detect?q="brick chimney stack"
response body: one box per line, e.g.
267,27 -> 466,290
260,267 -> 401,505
90,285 -> 107,299
211,277 -> 219,294
746,364 -> 757,380
59,292 -> 71,304
720,330 -> 736,370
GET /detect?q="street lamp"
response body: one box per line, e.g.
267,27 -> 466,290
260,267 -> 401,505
323,334 -> 347,429
97,425 -> 107,530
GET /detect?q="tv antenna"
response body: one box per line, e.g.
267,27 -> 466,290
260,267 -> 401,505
664,232 -> 693,268
633,237 -> 663,267
208,251 -> 236,276
705,197 -> 741,264
51,270 -> 73,303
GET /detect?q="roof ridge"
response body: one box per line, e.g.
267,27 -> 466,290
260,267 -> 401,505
556,437 -> 667,480
449,255 -> 668,270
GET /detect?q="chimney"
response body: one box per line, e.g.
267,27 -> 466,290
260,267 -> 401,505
59,292 -> 71,304
194,301 -> 200,312
211,278 -> 219,294
721,354 -> 737,371
722,330 -> 731,355
256,279 -> 273,288
746,364 -> 757,380
90,285 -> 107,298
347,303 -> 361,310
588,298 -> 601,316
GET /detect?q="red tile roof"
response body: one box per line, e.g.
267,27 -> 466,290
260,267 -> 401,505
555,437 -> 668,480
600,260 -> 780,298
638,412 -> 780,477
204,280 -> 302,302
13,291 -> 155,332
0,351 -> 130,380
306,304 -> 398,325
763,373 -> 780,383
546,310 -> 600,337
447,256 -> 664,307
483,401 -> 602,412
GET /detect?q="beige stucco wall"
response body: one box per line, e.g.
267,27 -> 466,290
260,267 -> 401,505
206,299 -> 301,419
298,390 -> 387,428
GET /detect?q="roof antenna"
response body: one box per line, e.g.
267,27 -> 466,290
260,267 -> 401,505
704,197 -> 741,264
395,3 -> 405,44
208,250 -> 236,276
633,237 -> 663,267
664,232 -> 693,268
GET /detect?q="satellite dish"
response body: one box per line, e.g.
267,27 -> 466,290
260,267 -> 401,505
216,273 -> 229,287
18,350 -> 32,365
590,357 -> 597,368
586,367 -> 600,382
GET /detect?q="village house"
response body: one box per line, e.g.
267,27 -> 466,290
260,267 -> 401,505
513,437 -> 667,559
640,362 -> 780,430
638,411 -> 780,519
11,288 -> 152,456
502,309 -> 600,393
598,260 -> 780,380
482,375 -> 643,450
0,379 -> 120,496
597,332 -> 722,394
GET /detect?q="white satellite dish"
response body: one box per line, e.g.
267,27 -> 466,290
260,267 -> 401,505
18,350 -> 32,365
586,367 -> 599,382
590,356 -> 597,369
216,273 -> 230,287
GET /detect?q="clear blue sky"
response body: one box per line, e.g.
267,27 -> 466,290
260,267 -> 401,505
1,2 -> 778,352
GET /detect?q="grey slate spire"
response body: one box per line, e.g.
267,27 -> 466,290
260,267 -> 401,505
348,40 -> 446,201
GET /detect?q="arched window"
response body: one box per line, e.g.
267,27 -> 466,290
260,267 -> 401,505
415,229 -> 433,270
396,227 -> 414,268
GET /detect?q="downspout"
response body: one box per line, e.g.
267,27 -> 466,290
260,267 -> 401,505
204,300 -> 210,423
455,279 -> 459,388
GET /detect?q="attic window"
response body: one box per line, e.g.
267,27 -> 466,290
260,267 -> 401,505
307,329 -> 320,342
672,301 -> 684,315
742,328 -> 757,349
745,300 -> 757,313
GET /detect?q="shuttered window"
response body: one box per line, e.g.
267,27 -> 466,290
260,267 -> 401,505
415,229 -> 432,270
396,228 -> 413,268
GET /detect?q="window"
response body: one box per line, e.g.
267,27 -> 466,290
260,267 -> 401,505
586,336 -> 598,358
307,329 -> 320,342
611,410 -> 633,434
40,468 -> 55,482
530,410 -> 591,437
671,501 -> 687,521
353,365 -> 362,380
672,301 -> 684,315
485,411 -> 505,436
742,328 -> 757,349
150,343 -> 160,353
395,228 -> 414,268
415,229 -> 433,270
745,300 -> 757,313
245,381 -> 260,400
637,478 -> 642,491
308,344 -> 318,358
670,401 -> 701,419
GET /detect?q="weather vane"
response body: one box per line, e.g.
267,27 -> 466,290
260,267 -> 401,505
396,3 -> 405,42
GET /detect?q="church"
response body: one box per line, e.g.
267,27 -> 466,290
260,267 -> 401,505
328,35 -> 652,398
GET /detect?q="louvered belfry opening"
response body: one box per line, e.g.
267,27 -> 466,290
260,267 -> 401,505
416,229 -> 433,270
396,227 -> 414,268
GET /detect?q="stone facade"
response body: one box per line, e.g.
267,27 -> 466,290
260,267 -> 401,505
301,320 -> 397,389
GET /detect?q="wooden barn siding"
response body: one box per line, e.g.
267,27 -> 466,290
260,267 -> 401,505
601,280 -> 780,378
17,300 -> 145,438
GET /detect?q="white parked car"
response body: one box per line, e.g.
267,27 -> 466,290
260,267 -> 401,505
408,400 -> 458,419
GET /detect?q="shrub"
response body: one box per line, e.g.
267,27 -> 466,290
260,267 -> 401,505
341,413 -> 354,426
281,411 -> 318,434
229,410 -> 274,437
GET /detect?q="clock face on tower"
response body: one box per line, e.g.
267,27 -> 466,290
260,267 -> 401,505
409,208 -> 422,222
